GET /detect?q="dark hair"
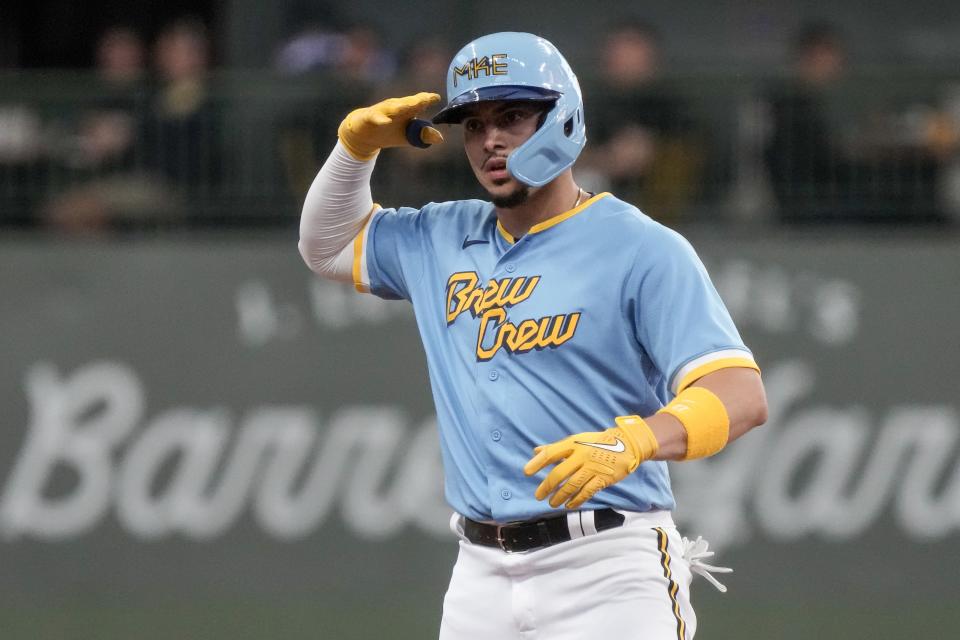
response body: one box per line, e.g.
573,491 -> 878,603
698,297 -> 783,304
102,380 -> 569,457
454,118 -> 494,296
605,18 -> 662,47
794,21 -> 843,55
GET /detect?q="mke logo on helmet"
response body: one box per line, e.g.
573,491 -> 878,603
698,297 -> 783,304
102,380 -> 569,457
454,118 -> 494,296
452,53 -> 509,87
445,271 -> 581,360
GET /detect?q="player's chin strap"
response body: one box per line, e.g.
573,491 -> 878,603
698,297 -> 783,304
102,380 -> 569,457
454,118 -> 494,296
680,536 -> 732,593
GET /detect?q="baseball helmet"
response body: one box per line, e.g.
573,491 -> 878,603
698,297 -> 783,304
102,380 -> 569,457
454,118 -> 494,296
432,32 -> 586,187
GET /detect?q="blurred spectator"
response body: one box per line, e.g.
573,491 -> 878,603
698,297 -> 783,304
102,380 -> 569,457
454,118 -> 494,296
337,24 -> 396,85
42,26 -> 160,233
579,20 -> 706,221
97,26 -> 144,82
0,8 -> 44,226
71,27 -> 147,171
274,16 -> 347,75
382,37 -> 449,102
274,14 -> 395,82
765,21 -> 955,223
764,22 -> 853,222
43,20 -> 222,233
274,0 -> 349,74
143,18 -> 222,197
274,21 -> 391,200
0,102 -> 45,226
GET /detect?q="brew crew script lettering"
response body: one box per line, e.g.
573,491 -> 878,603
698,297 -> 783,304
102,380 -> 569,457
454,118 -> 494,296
444,271 -> 580,361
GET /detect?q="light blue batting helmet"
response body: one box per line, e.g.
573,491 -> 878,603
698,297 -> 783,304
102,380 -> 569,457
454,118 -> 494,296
432,32 -> 586,187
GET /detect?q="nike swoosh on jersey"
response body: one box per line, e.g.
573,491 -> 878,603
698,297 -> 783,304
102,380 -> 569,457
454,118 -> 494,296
462,236 -> 490,249
574,438 -> 626,453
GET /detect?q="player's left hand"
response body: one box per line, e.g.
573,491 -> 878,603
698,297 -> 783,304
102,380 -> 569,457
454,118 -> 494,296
523,416 -> 659,509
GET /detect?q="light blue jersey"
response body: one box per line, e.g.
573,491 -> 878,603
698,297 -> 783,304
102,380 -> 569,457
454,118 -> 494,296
353,192 -> 757,522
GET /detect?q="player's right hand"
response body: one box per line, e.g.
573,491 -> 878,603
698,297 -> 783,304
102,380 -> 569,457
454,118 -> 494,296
337,92 -> 444,161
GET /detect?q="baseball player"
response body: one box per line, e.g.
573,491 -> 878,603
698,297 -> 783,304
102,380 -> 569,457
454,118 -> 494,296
299,32 -> 767,640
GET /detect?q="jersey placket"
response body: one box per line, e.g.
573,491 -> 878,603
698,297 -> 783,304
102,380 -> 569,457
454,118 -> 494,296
480,235 -> 530,519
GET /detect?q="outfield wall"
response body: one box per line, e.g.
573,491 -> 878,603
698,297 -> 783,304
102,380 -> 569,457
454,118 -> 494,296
1,232 -> 957,639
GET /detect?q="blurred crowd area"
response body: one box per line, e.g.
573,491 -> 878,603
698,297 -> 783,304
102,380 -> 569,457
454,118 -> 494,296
2,17 -> 960,233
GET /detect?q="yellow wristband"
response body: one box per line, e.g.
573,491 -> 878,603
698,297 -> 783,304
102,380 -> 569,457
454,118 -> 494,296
657,387 -> 730,460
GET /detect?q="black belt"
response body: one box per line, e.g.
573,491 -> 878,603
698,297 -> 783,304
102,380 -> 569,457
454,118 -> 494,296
462,508 -> 626,553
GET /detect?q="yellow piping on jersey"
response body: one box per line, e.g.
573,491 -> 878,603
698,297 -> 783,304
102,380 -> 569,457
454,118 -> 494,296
529,191 -> 610,234
676,357 -> 760,393
496,221 -> 516,244
352,204 -> 380,293
495,192 -> 611,244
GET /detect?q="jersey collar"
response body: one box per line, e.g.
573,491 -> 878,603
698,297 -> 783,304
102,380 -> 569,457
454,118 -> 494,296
495,192 -> 611,244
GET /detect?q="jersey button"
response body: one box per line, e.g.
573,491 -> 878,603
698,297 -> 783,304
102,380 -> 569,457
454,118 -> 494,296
505,263 -> 516,273
488,370 -> 499,381
500,489 -> 512,500
491,430 -> 502,442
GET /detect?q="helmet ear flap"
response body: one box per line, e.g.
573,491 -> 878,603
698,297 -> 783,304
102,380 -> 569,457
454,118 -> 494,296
508,94 -> 586,187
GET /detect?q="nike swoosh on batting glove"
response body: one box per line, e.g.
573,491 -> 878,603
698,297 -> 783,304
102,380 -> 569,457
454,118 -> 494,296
523,415 -> 660,510
337,92 -> 444,161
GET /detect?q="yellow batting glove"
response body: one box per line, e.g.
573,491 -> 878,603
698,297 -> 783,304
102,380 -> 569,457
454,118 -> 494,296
337,92 -> 444,161
523,416 -> 659,509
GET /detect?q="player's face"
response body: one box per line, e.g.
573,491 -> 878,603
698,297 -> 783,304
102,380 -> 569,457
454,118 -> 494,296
461,102 -> 544,206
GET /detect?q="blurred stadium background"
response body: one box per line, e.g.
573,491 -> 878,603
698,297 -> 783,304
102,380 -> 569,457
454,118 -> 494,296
1,1 -> 958,638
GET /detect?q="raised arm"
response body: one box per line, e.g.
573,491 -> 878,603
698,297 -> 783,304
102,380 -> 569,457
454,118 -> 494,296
297,93 -> 443,283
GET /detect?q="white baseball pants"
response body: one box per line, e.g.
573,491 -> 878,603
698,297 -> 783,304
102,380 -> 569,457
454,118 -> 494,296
440,510 -> 696,640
